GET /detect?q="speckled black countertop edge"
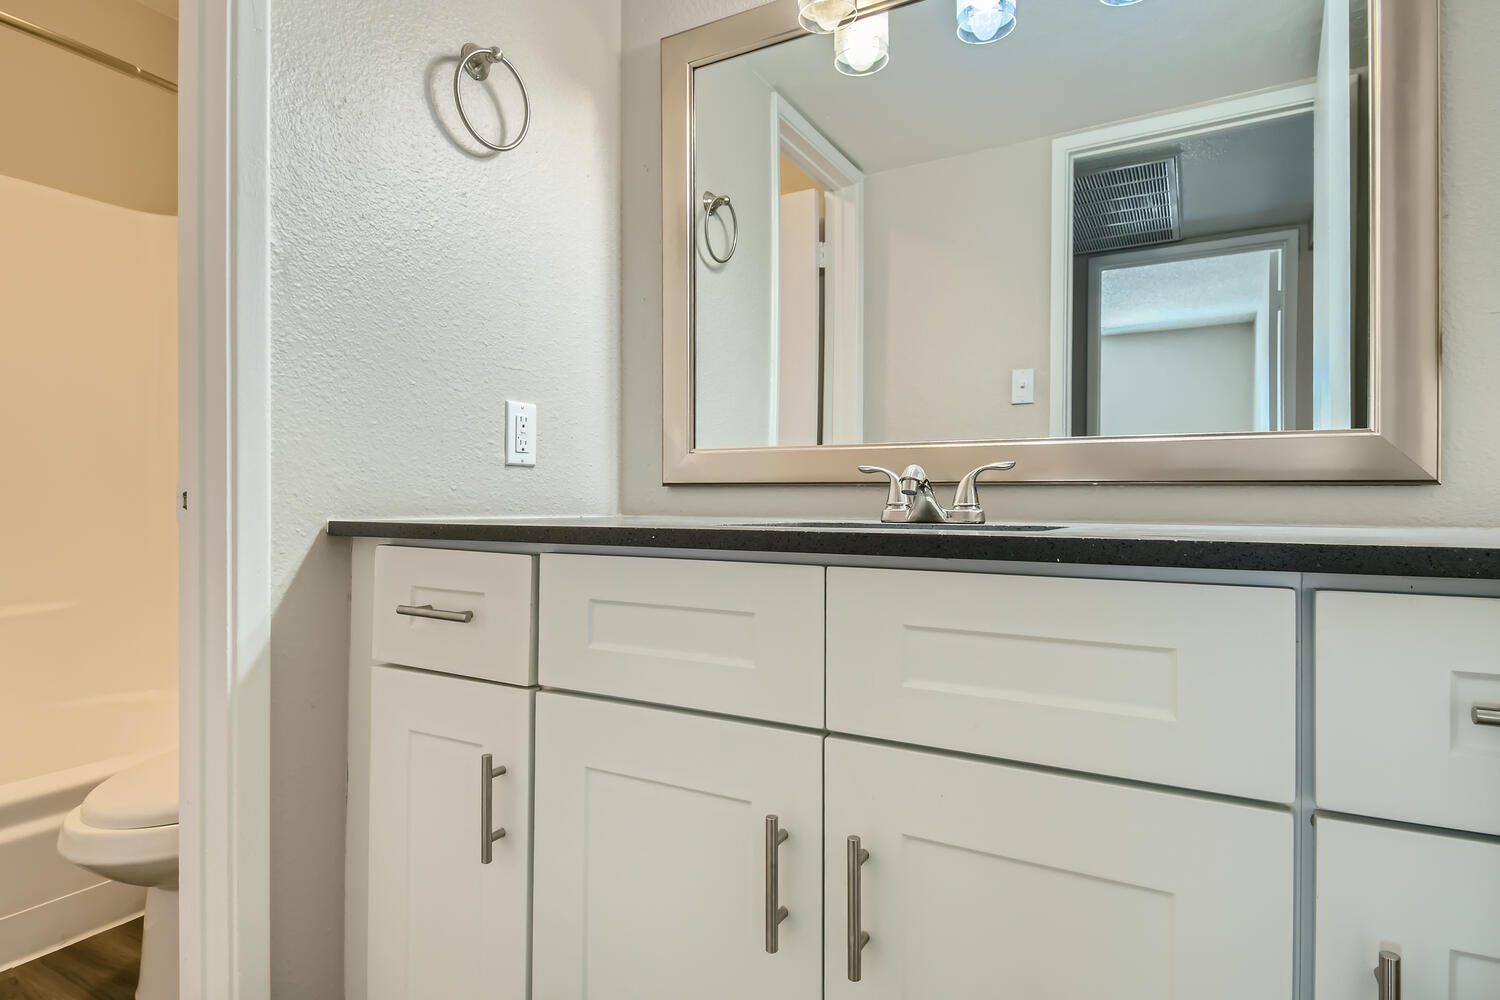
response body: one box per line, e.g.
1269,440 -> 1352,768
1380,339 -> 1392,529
326,520 -> 1500,580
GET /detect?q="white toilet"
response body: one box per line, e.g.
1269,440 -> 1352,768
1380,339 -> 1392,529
57,749 -> 179,1000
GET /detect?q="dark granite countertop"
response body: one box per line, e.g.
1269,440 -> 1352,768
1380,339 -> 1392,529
326,516 -> 1500,580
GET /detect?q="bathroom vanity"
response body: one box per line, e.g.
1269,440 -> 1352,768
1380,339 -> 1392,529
331,518 -> 1500,1000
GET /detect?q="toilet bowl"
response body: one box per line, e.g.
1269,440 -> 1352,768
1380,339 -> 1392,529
57,749 -> 178,1000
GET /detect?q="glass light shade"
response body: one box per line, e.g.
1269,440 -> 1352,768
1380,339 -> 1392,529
799,0 -> 858,34
1100,0 -> 1144,5
834,12 -> 890,76
957,0 -> 1017,44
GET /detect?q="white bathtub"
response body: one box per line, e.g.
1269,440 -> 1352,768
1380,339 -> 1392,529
0,690 -> 176,971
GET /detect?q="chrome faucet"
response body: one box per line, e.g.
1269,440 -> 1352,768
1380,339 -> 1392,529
859,462 -> 1017,524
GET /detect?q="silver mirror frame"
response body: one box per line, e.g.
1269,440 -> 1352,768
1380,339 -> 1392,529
662,0 -> 1439,485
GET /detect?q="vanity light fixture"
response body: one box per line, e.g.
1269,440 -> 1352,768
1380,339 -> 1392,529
956,0 -> 1017,44
834,10 -> 890,76
798,0 -> 858,33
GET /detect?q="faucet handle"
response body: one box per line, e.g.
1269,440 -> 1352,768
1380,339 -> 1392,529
859,466 -> 912,522
950,461 -> 1018,523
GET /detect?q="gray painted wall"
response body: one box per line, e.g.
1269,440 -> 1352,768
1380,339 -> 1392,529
622,0 -> 1500,528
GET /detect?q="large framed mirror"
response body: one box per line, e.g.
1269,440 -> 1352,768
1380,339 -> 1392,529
662,0 -> 1438,484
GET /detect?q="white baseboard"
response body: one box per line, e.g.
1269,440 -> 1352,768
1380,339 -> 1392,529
0,879 -> 146,972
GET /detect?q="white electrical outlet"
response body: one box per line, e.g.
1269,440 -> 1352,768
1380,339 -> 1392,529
1011,368 -> 1035,405
506,401 -> 537,467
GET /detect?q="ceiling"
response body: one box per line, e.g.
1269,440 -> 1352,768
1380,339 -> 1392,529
727,0 -> 1327,173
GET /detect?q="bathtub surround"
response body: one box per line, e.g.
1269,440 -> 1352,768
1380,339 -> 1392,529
0,172 -> 177,968
267,0 -> 622,993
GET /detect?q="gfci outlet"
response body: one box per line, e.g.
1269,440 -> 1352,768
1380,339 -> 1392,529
506,401 -> 537,467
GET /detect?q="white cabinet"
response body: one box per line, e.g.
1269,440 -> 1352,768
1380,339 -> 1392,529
532,693 -> 823,1000
823,738 -> 1295,999
366,666 -> 533,1000
827,567 -> 1297,803
538,554 -> 825,726
1317,818 -> 1500,998
372,545 -> 536,685
1316,591 -> 1500,836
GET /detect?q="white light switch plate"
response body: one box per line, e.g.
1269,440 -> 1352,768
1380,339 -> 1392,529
506,401 -> 536,467
1011,369 -> 1035,405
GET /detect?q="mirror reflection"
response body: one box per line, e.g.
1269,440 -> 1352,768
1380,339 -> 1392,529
692,0 -> 1369,450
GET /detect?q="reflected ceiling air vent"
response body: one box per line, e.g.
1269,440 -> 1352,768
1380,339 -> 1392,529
1073,156 -> 1182,254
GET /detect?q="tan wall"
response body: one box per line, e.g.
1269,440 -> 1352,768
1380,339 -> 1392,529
0,0 -> 177,214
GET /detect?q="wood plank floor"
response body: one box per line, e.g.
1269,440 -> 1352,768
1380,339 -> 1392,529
0,919 -> 142,1000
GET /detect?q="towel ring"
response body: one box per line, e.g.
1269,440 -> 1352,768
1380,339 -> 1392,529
701,191 -> 738,264
453,42 -> 532,153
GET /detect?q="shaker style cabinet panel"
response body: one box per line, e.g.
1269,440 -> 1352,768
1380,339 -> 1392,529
827,568 -> 1297,802
538,554 -> 825,726
1317,818 -> 1500,999
532,693 -> 823,1000
1317,591 -> 1500,836
365,666 -> 533,1000
371,545 -> 536,685
823,738 -> 1294,1000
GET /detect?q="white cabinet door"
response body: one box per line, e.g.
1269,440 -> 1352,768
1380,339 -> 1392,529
823,738 -> 1294,1000
366,666 -> 532,1000
1317,818 -> 1500,999
532,693 -> 822,1000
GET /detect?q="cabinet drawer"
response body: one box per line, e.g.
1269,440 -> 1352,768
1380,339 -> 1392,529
538,555 -> 824,726
372,546 -> 535,685
1316,591 -> 1500,836
1316,818 -> 1500,999
827,568 -> 1296,802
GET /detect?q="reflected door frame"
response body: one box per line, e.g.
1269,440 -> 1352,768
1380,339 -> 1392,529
1049,82 -> 1318,438
1084,228 -> 1304,437
772,95 -> 865,446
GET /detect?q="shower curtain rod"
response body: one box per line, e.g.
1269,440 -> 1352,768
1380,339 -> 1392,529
0,9 -> 177,93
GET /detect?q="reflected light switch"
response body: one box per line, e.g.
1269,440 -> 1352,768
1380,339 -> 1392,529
1011,369 -> 1035,405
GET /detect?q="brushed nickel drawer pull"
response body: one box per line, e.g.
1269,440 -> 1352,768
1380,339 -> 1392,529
1473,704 -> 1500,727
397,604 -> 475,624
847,835 -> 871,982
480,753 -> 507,864
1375,949 -> 1401,1000
765,815 -> 790,953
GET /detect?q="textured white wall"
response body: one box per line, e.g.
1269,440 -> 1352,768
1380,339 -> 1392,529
622,0 -> 1500,528
268,0 -> 621,993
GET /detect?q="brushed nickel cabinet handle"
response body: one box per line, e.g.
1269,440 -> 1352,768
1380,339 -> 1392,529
480,753 -> 507,864
397,604 -> 474,624
765,815 -> 790,954
847,835 -> 871,982
1473,704 -> 1500,727
1375,950 -> 1401,1000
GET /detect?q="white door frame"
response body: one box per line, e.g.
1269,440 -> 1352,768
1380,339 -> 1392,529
770,94 -> 865,444
1048,82 -> 1318,436
178,0 -> 270,996
1085,228 -> 1303,436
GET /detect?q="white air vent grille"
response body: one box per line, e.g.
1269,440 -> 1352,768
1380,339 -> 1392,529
1073,157 -> 1182,254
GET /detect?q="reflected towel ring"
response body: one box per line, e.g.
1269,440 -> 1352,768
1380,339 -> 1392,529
453,42 -> 532,153
702,191 -> 739,264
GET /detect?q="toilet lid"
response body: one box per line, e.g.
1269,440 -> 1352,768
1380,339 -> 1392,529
81,750 -> 178,830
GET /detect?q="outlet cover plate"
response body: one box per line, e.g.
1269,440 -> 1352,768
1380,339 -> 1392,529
506,400 -> 536,467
